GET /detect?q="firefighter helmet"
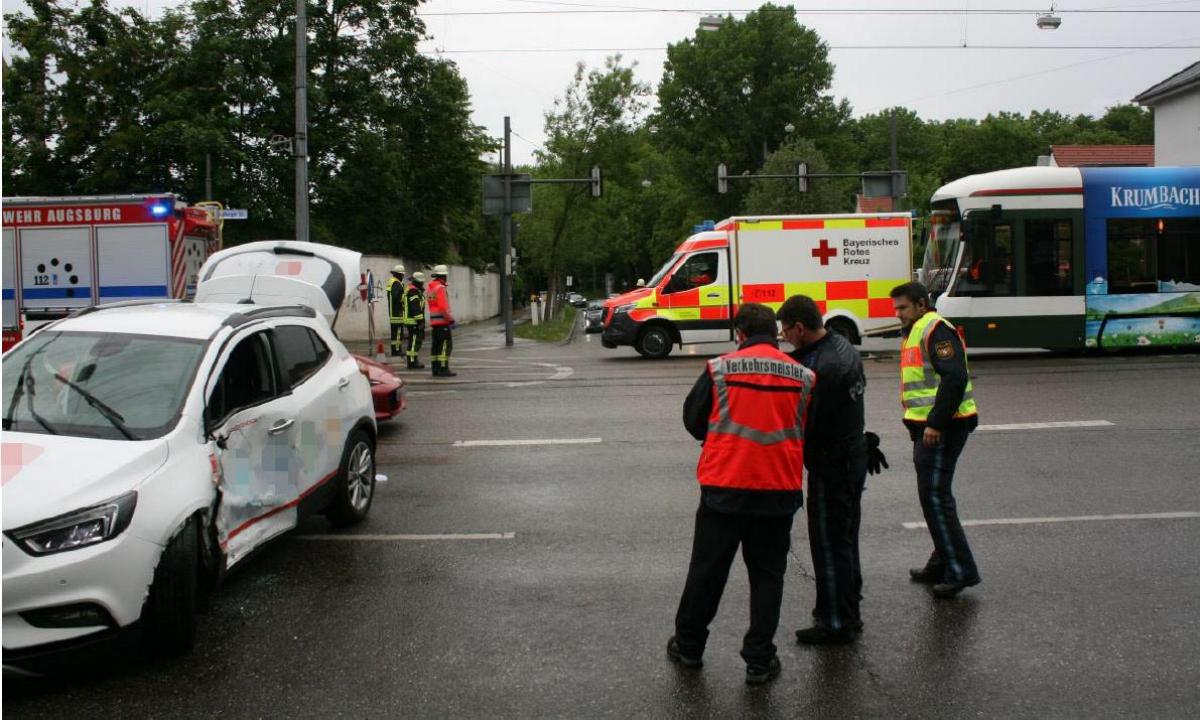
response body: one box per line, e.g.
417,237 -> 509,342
411,271 -> 426,283
392,264 -> 406,275
432,264 -> 449,277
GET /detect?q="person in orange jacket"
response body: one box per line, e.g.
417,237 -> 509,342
426,265 -> 456,377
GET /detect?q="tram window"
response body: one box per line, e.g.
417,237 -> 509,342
956,221 -> 1013,297
1155,217 -> 1200,290
1106,218 -> 1200,294
1025,220 -> 1074,295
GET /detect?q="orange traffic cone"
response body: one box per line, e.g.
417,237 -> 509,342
375,341 -> 386,363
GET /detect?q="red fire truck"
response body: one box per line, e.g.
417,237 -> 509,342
2,194 -> 222,351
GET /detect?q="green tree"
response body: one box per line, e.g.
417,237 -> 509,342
742,137 -> 851,215
653,4 -> 848,218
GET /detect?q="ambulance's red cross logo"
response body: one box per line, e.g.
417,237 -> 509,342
812,239 -> 838,265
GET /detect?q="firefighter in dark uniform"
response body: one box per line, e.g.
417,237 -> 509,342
668,303 -> 815,686
401,271 -> 426,370
778,295 -> 888,644
386,264 -> 406,357
891,282 -> 981,598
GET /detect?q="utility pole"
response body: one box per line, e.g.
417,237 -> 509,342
501,117 -> 514,346
294,0 -> 309,243
205,153 -> 213,200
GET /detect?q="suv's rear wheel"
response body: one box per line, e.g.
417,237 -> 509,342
142,517 -> 200,657
637,325 -> 673,359
326,429 -> 376,526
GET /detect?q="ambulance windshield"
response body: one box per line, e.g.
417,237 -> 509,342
922,207 -> 961,297
646,254 -> 681,288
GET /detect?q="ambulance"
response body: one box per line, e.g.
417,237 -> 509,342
600,213 -> 912,358
2,194 -> 221,351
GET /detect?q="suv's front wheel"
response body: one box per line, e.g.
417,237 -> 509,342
326,429 -> 376,526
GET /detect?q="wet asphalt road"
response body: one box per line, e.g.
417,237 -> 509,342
6,319 -> 1200,718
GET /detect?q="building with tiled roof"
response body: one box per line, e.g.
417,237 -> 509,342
1047,145 -> 1155,167
1133,61 -> 1200,166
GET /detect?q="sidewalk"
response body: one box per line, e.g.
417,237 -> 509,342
348,307 -> 540,360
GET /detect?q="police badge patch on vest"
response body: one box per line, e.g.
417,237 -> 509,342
934,340 -> 955,360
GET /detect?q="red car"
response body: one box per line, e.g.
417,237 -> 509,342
353,354 -> 407,421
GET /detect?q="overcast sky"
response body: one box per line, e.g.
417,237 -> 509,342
4,1 -> 1198,166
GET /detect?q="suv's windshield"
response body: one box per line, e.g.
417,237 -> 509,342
922,208 -> 962,297
2,331 -> 206,440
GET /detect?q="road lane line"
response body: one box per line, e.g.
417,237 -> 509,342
452,437 -> 602,447
293,532 -> 516,541
902,511 -> 1200,530
978,420 -> 1114,431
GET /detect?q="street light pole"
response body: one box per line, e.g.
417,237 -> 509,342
501,117 -> 514,346
294,0 -> 310,243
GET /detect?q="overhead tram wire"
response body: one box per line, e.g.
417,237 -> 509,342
417,5 -> 1200,17
418,44 -> 1200,55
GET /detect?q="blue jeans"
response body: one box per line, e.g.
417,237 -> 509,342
913,427 -> 979,583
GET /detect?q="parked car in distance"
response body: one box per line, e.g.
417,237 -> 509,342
1,241 -> 378,674
584,300 -> 605,333
567,292 -> 588,308
353,353 -> 406,422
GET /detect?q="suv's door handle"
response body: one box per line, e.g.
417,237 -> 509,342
337,376 -> 351,390
268,418 -> 295,435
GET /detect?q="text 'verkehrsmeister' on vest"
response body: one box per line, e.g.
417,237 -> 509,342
723,357 -> 805,381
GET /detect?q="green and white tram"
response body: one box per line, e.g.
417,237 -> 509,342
922,166 -> 1200,349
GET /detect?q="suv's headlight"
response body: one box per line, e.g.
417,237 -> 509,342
614,303 -> 636,314
6,491 -> 138,556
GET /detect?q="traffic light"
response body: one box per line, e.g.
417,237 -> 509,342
717,163 -> 729,194
591,166 -> 603,198
797,162 -> 808,193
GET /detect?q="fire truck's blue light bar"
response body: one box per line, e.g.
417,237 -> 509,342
150,201 -> 171,217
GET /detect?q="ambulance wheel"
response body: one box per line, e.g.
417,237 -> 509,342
827,318 -> 860,345
637,325 -> 673,359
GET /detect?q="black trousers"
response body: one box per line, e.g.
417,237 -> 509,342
806,445 -> 867,631
674,501 -> 794,665
431,325 -> 453,364
389,322 -> 403,356
913,426 -> 979,583
403,323 -> 424,360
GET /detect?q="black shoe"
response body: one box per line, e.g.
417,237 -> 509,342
795,625 -> 858,645
932,576 -> 981,599
909,566 -> 942,584
666,637 -> 702,669
745,656 -> 781,685
438,369 -> 458,377
411,363 -> 425,369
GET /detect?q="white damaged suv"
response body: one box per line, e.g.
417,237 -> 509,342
2,242 -> 377,673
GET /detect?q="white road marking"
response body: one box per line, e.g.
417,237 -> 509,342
978,420 -> 1114,431
452,437 -> 603,447
294,532 -> 516,541
902,511 -> 1200,530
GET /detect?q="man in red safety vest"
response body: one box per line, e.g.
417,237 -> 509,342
667,303 -> 815,686
426,264 -> 456,377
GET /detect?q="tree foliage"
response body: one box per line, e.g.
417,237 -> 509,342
2,0 -> 492,264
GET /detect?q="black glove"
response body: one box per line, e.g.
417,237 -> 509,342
864,431 -> 889,475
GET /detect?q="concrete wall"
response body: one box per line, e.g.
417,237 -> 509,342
333,254 -> 499,342
1153,90 -> 1200,167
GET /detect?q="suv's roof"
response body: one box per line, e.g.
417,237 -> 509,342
45,302 -> 313,340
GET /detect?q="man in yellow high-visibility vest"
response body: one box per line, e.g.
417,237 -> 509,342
890,282 -> 981,599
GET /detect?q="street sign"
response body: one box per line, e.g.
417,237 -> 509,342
221,208 -> 249,220
483,174 -> 532,215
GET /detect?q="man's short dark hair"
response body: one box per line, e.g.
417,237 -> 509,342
778,295 -> 824,331
890,282 -> 931,307
733,303 -> 777,338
